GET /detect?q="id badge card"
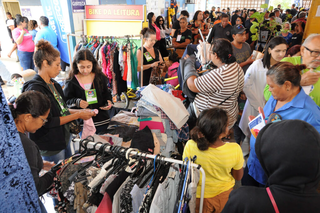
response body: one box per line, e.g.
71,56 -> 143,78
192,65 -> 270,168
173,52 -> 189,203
144,52 -> 153,62
85,89 -> 98,104
176,35 -> 182,42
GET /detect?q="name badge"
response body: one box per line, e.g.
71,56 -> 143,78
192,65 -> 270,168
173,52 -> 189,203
85,89 -> 98,104
144,52 -> 153,62
176,35 -> 182,42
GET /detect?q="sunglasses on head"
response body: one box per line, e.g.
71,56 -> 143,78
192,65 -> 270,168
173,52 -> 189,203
236,25 -> 244,29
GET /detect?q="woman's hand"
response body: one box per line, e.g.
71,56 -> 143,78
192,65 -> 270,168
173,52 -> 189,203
43,161 -> 55,171
100,100 -> 113,111
151,61 -> 159,68
79,100 -> 89,109
77,109 -> 96,120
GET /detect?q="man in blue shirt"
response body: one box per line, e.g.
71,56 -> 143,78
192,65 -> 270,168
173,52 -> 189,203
34,16 -> 58,50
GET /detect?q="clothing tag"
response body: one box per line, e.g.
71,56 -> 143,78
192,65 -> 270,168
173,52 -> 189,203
168,171 -> 176,179
144,52 -> 153,62
85,89 -> 98,104
176,35 -> 182,42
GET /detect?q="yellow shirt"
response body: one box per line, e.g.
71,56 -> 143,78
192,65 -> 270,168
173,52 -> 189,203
183,140 -> 244,198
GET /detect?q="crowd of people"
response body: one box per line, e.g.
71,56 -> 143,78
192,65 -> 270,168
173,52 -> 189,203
2,3 -> 320,213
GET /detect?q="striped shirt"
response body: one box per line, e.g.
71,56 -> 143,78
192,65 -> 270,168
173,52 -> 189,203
194,62 -> 244,128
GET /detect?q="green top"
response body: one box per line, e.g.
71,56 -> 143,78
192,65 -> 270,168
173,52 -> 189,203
263,56 -> 320,106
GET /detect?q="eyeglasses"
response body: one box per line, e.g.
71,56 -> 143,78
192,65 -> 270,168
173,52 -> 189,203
39,117 -> 48,125
159,20 -> 164,22
304,46 -> 320,57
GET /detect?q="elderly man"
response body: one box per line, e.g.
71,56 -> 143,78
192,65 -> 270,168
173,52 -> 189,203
264,34 -> 320,106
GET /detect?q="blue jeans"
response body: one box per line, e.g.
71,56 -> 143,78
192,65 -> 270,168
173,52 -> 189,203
42,141 -> 73,164
17,50 -> 34,70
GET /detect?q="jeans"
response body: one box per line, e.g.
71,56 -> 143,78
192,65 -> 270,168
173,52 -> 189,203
17,50 -> 34,70
42,140 -> 73,164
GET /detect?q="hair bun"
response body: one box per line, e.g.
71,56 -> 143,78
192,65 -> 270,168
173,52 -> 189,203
295,64 -> 307,72
140,27 -> 148,36
36,39 -> 51,51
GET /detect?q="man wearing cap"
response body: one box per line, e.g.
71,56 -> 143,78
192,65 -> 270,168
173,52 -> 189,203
281,9 -> 292,22
207,13 -> 232,43
231,24 -> 253,74
264,34 -> 320,107
209,6 -> 217,23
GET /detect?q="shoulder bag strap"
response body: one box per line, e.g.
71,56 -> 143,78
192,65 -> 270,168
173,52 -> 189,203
266,187 -> 280,213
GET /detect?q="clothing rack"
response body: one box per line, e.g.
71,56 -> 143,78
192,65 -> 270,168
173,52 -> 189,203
67,33 -> 145,87
82,140 -> 206,213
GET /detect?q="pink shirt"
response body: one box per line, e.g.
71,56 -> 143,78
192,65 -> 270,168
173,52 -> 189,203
12,28 -> 35,52
153,24 -> 161,41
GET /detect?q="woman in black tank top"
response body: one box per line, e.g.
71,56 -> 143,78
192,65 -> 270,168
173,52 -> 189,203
137,28 -> 165,86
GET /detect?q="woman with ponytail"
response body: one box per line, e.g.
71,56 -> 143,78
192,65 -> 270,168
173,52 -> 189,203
9,90 -> 55,212
12,15 -> 35,70
183,107 -> 244,213
244,62 -> 320,187
186,38 -> 245,129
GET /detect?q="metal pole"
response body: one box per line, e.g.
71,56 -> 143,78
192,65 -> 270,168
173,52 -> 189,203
198,28 -> 206,68
67,34 -> 72,68
141,34 -> 144,87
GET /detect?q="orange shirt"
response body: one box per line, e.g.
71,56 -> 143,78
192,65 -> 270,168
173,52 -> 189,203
214,20 -> 232,25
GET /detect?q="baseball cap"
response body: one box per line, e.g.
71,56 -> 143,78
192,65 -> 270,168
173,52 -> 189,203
231,24 -> 246,35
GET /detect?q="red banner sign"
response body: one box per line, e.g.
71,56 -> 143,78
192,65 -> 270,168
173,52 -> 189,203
85,5 -> 144,20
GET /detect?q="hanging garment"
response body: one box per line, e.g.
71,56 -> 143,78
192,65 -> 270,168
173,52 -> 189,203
127,44 -> 132,83
122,47 -> 128,81
119,45 -> 124,75
114,48 -> 127,96
130,43 -> 139,89
102,45 -> 108,76
0,86 -> 41,213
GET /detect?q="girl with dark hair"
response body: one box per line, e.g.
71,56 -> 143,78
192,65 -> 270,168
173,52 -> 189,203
9,90 -> 55,212
183,107 -> 244,213
186,38 -> 244,129
137,28 -> 165,86
12,15 -> 35,70
155,15 -> 171,57
189,11 -> 209,44
166,50 -> 180,86
28,20 -> 38,41
64,49 -> 113,133
239,36 -> 287,137
243,62 -> 320,187
147,12 -> 161,50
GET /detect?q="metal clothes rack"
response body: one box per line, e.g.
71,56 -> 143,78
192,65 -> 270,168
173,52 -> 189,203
67,33 -> 145,87
82,141 -> 206,213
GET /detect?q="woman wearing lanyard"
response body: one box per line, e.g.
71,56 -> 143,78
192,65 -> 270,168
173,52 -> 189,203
12,15 -> 35,70
64,49 -> 113,133
22,40 -> 95,163
147,12 -> 161,51
137,28 -> 166,86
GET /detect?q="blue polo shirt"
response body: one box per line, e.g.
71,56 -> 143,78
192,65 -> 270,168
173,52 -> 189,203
247,88 -> 320,185
34,26 -> 58,50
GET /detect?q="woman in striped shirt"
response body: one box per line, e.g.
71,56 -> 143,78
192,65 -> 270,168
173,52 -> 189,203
187,38 -> 244,128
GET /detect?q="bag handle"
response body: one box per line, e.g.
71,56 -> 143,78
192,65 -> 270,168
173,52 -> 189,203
266,187 -> 280,213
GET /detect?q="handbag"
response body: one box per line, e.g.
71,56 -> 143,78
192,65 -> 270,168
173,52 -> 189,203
69,119 -> 82,134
